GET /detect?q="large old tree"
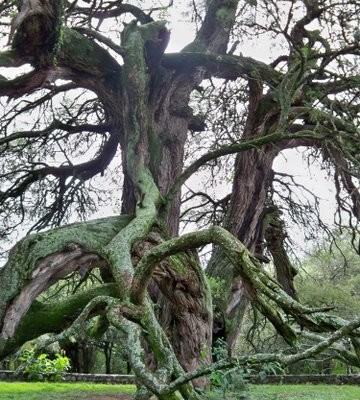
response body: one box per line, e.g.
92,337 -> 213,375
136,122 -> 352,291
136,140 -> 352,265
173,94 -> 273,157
1,0 -> 360,398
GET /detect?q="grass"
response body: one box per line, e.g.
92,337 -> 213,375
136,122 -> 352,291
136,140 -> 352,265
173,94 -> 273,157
0,383 -> 359,399
249,384 -> 360,400
0,382 -> 136,399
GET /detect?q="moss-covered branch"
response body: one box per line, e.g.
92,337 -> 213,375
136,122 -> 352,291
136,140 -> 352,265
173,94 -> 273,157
108,303 -> 198,400
0,215 -> 131,338
182,0 -> 239,54
131,226 -> 360,349
161,315 -> 360,394
103,22 -> 164,295
0,283 -> 118,359
60,28 -> 122,79
297,330 -> 360,368
28,295 -> 120,357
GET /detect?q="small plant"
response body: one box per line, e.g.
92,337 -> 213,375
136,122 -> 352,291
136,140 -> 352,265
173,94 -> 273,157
206,339 -> 252,400
17,348 -> 70,381
257,361 -> 284,382
207,368 -> 251,400
206,276 -> 226,302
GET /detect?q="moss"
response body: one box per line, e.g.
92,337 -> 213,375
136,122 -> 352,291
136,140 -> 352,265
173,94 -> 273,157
61,28 -> 121,78
21,215 -> 130,269
168,254 -> 187,275
206,276 -> 226,302
0,216 -> 131,326
0,283 -> 118,358
50,0 -> 64,64
24,284 -> 117,334
257,95 -> 277,117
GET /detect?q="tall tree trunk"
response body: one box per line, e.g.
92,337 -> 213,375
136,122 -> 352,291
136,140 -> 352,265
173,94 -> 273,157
113,22 -> 213,380
207,82 -> 280,352
104,342 -> 112,374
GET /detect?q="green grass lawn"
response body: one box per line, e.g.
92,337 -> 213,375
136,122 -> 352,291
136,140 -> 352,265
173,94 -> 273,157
0,382 -> 136,399
0,382 -> 359,400
249,384 -> 360,400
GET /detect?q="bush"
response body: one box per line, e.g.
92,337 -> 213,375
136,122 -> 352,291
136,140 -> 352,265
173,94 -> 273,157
17,348 -> 70,381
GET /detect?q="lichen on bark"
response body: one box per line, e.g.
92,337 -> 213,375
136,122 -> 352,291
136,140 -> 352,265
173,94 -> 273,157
0,216 -> 130,338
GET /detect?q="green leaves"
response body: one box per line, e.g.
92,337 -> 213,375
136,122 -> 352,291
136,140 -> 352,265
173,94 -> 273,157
17,348 -> 70,382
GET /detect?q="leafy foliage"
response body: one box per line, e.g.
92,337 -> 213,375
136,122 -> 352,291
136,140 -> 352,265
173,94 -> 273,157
17,348 -> 70,382
297,232 -> 360,320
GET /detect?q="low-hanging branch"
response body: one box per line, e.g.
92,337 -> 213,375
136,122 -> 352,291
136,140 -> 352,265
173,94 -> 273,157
161,315 -> 360,395
0,283 -> 119,359
297,330 -> 360,368
131,225 -> 360,350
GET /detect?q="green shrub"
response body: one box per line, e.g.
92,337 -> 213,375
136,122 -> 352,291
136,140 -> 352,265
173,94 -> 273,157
17,348 -> 70,381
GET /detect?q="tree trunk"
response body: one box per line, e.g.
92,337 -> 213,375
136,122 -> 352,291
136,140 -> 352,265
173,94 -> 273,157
2,0 -> 360,396
108,20 -> 231,382
207,83 -> 280,352
265,209 -> 298,299
104,342 -> 112,374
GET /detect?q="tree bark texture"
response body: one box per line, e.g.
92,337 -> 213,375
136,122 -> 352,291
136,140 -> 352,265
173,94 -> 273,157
207,83 -> 281,352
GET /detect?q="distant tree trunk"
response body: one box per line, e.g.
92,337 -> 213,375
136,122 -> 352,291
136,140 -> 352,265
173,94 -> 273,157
63,341 -> 96,373
103,342 -> 112,374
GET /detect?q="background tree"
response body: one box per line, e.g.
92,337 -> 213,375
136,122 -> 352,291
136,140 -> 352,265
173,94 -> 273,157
0,0 -> 360,399
234,231 -> 360,375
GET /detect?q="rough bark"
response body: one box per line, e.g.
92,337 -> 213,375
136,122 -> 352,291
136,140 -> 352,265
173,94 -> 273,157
0,216 -> 130,336
265,209 -> 298,299
207,82 -> 281,352
132,236 -> 212,383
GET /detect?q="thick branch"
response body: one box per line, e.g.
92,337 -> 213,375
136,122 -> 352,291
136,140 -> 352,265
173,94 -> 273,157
164,131 -> 324,211
74,27 -> 124,56
0,283 -> 118,359
0,215 -> 131,338
183,0 -> 239,54
1,247 -> 102,340
0,69 -> 57,98
162,52 -> 281,85
131,225 -> 360,347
